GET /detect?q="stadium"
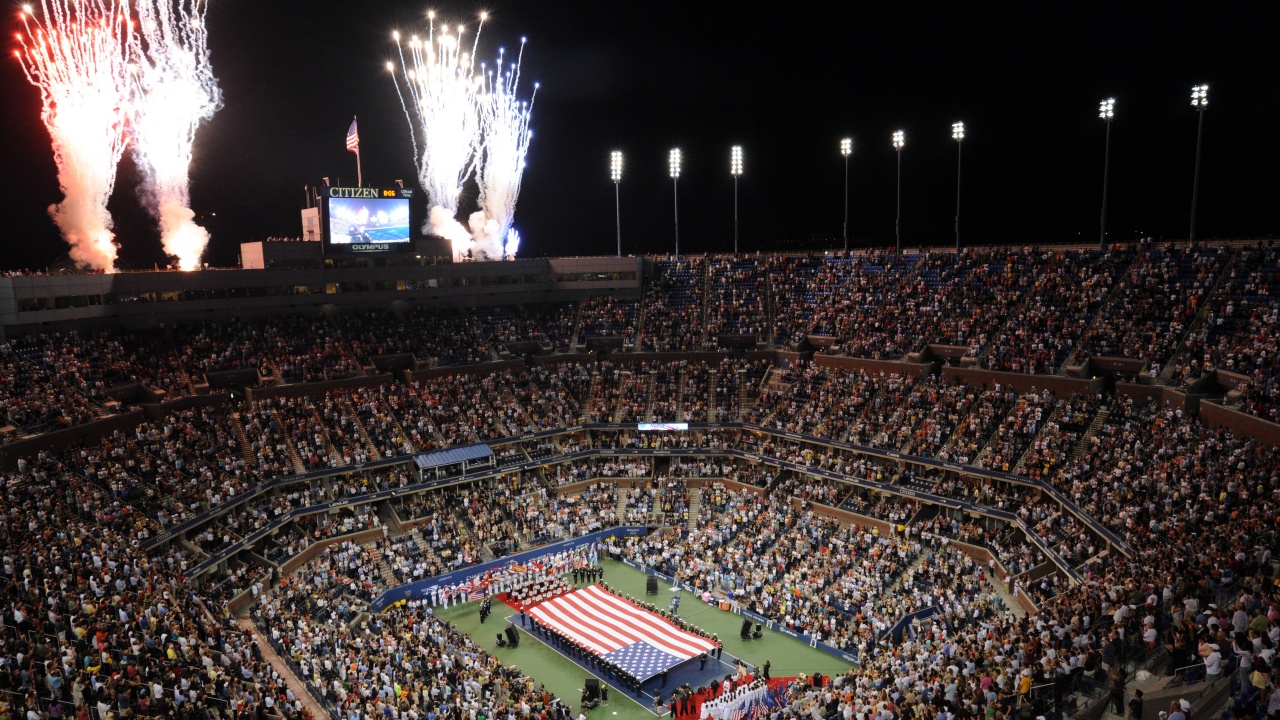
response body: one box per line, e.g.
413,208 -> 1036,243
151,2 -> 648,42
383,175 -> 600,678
4,3 -> 1280,720
1,243 -> 1278,720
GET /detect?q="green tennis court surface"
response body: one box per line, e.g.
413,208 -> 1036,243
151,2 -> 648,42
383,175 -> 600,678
434,558 -> 852,720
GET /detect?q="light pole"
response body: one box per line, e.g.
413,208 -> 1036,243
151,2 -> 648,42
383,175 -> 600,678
952,122 -> 964,252
669,148 -> 682,257
1190,84 -> 1208,243
1099,98 -> 1115,251
840,138 -> 852,252
892,130 -> 905,253
730,146 -> 743,254
610,151 -> 623,257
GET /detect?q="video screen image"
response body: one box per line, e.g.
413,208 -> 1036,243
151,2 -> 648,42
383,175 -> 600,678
326,196 -> 411,244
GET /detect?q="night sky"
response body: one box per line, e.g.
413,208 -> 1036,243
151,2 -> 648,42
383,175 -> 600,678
1,1 -> 1277,271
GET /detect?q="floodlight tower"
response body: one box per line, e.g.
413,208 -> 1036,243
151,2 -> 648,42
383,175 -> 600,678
892,130 -> 905,253
1189,84 -> 1209,243
610,151 -> 623,257
952,122 -> 965,251
1099,98 -> 1115,251
730,145 -> 743,254
840,138 -> 852,252
669,148 -> 682,257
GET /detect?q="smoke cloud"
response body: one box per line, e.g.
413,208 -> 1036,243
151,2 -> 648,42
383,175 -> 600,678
468,211 -> 506,260
47,161 -> 118,271
428,205 -> 474,261
155,202 -> 210,271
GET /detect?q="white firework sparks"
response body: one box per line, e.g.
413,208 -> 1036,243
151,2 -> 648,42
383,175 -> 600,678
15,0 -> 134,271
129,0 -> 221,271
469,40 -> 536,261
390,12 -> 485,261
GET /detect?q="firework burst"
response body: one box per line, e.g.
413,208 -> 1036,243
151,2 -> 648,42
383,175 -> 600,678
15,0 -> 134,271
390,12 -> 485,260
469,40 -> 536,260
129,0 -> 222,271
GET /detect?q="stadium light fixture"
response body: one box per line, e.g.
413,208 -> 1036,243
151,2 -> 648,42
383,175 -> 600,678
840,138 -> 852,252
669,148 -> 682,257
952,122 -> 964,252
1189,84 -> 1208,243
610,151 -> 623,257
730,145 -> 743,254
892,130 -> 905,252
1099,98 -> 1115,250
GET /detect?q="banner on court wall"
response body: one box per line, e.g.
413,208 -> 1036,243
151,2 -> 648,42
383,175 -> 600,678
370,526 -> 650,612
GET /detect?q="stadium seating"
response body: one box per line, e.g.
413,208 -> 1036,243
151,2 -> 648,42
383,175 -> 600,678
2,242 -> 1279,720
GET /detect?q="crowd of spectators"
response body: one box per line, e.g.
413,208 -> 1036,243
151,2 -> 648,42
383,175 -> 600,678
0,449 -> 314,720
0,416 -> 1271,720
706,259 -> 768,343
8,246 -> 1280,720
577,297 -> 638,344
641,258 -> 706,351
256,567 -> 577,720
1073,244 -> 1228,369
9,244 -> 1280,438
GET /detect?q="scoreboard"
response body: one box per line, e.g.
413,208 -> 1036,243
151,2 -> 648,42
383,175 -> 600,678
322,186 -> 415,254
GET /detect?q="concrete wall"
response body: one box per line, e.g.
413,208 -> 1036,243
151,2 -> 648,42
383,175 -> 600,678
802,500 -> 895,536
278,527 -> 386,577
1115,383 -> 1193,413
1201,400 -> 1280,446
0,410 -> 143,467
141,392 -> 232,419
1088,356 -> 1150,374
945,367 -> 1104,396
409,360 -> 526,383
0,257 -> 643,334
616,352 -> 732,365
814,354 -> 931,377
942,538 -> 1039,615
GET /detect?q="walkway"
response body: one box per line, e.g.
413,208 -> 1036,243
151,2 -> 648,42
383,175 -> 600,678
237,616 -> 332,720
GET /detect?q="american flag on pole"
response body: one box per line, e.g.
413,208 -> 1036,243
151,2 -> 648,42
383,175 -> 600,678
527,585 -> 717,681
468,589 -> 486,601
345,118 -> 359,153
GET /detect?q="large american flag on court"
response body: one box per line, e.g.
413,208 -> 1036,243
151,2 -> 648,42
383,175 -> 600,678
528,585 -> 717,680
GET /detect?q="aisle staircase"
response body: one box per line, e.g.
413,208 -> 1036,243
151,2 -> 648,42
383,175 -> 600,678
615,484 -> 628,524
1071,407 -> 1111,461
232,413 -> 256,468
379,503 -> 404,536
572,300 -> 587,348
1158,247 -> 1241,385
1013,402 -> 1064,476
342,396 -> 383,461
736,369 -> 756,421
610,370 -> 631,423
706,370 -> 718,421
686,486 -> 702,530
277,410 -> 307,475
634,291 -> 649,352
700,264 -> 713,349
307,403 -> 348,467
1057,251 -> 1143,374
371,552 -> 398,588
643,369 -> 657,421
676,365 -> 689,422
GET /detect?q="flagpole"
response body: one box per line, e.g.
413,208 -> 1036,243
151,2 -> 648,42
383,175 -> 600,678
351,115 -> 362,187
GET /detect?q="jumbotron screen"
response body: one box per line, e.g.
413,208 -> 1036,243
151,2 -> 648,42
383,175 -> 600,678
322,187 -> 414,254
